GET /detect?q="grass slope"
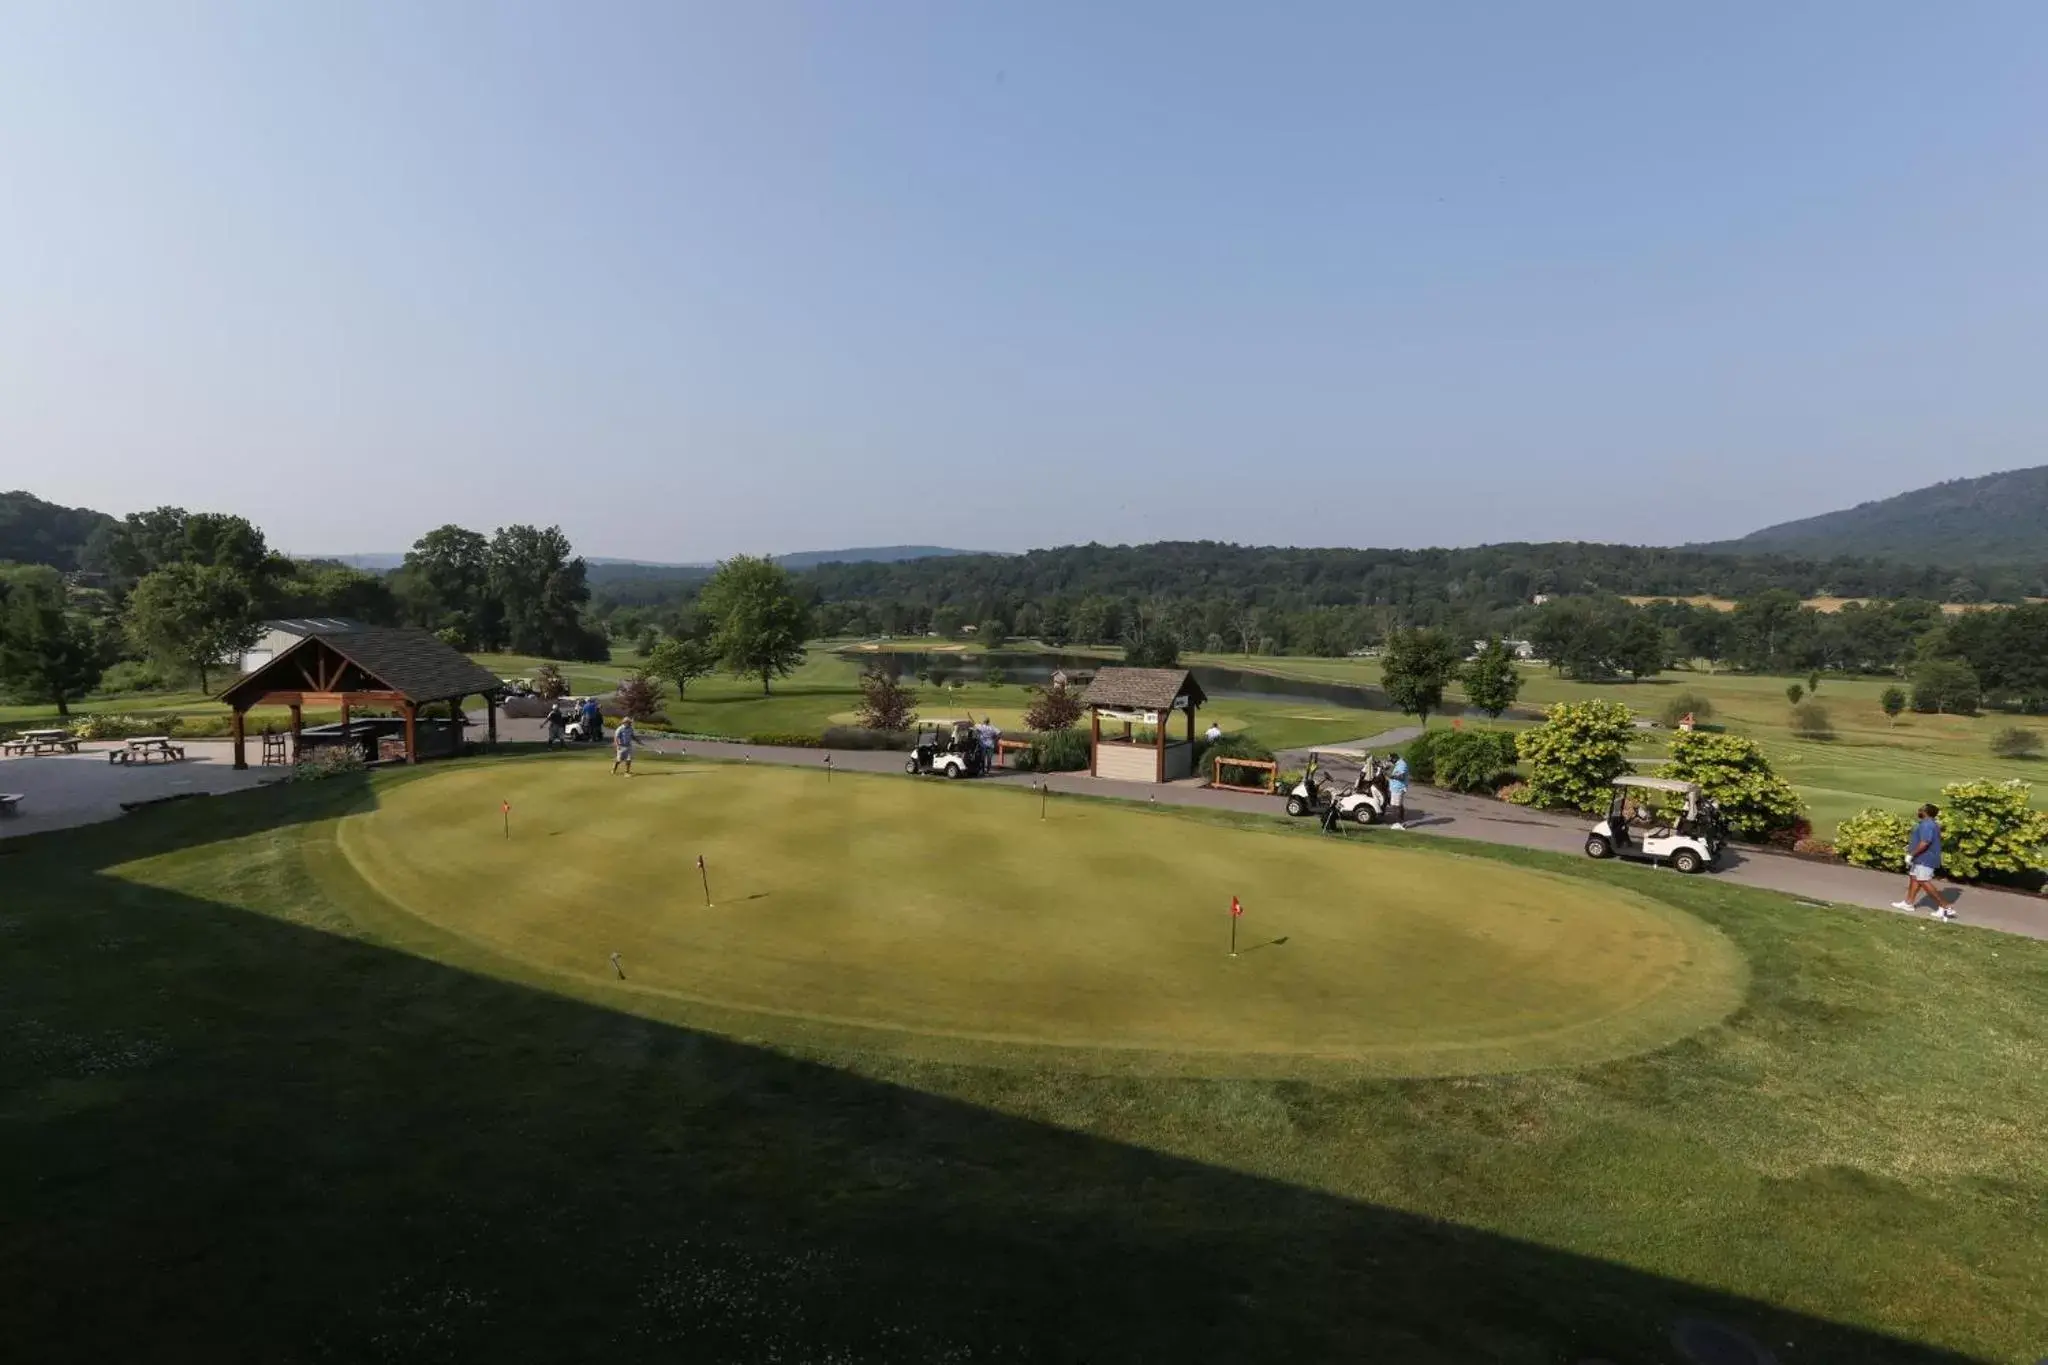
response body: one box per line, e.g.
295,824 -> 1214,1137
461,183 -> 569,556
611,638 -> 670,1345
2,757 -> 2044,1359
331,762 -> 1743,1077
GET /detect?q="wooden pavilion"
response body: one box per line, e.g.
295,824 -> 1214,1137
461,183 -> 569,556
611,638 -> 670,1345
1079,667 -> 1208,783
217,626 -> 507,770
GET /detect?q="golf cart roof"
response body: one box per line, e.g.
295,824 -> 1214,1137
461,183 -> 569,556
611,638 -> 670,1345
1613,776 -> 1700,794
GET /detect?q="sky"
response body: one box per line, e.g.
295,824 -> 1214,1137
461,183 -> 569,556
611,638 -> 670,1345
3,3 -> 2045,562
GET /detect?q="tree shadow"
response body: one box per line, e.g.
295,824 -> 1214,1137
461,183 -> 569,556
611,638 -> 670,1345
0,780 -> 1991,1363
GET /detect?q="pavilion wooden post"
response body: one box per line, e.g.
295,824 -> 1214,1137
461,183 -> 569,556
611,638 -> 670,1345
231,707 -> 247,770
402,701 -> 418,764
288,702 -> 303,761
486,696 -> 497,749
339,700 -> 352,758
1155,707 -> 1167,782
1089,709 -> 1101,776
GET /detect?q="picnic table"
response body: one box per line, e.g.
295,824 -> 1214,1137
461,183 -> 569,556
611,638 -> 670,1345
2,729 -> 80,757
108,736 -> 187,765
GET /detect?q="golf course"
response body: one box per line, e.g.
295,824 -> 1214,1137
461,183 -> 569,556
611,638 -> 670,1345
331,763 -> 1745,1077
8,750 -> 2046,1362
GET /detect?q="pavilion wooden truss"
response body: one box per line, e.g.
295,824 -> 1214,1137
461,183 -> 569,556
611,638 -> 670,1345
216,626 -> 507,770
1079,667 -> 1208,783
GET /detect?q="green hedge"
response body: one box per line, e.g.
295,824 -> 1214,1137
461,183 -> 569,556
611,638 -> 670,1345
819,726 -> 915,751
746,732 -> 823,748
1010,728 -> 1091,773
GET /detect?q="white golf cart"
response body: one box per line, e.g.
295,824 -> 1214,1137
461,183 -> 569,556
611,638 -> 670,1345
905,720 -> 987,779
1282,749 -> 1392,825
1585,775 -> 1727,873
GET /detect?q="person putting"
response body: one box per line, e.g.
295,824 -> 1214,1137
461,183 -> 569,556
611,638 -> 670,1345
1895,803 -> 1951,920
612,715 -> 636,776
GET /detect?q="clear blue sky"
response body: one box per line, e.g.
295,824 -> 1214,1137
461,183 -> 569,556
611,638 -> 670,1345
4,3 -> 2044,561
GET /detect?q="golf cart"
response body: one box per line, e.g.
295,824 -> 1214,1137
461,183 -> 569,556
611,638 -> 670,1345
1283,749 -> 1392,826
562,699 -> 606,744
905,720 -> 986,779
1585,776 -> 1727,873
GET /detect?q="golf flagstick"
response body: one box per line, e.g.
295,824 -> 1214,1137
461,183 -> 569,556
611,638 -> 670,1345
1230,895 -> 1242,957
502,800 -> 510,840
697,853 -> 713,907
609,951 -> 625,980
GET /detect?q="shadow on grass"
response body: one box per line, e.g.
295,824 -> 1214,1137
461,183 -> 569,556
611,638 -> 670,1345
0,774 -> 1985,1363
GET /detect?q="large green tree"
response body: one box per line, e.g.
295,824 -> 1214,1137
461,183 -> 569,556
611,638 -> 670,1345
0,571 -> 105,715
699,555 -> 811,695
643,634 -> 717,700
123,562 -> 261,692
395,525 -> 499,648
1379,627 -> 1463,726
1462,637 -> 1523,721
488,525 -> 600,659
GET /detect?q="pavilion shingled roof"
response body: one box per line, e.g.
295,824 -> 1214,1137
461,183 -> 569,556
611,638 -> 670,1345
1078,667 -> 1207,711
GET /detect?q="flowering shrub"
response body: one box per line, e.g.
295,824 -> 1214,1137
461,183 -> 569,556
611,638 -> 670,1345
1938,779 -> 2048,879
1835,808 -> 1915,871
1660,730 -> 1803,840
70,714 -> 179,740
1516,701 -> 1636,813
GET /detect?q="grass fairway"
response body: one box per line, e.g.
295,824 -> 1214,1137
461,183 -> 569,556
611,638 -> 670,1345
332,763 -> 1744,1077
5,756 -> 2046,1361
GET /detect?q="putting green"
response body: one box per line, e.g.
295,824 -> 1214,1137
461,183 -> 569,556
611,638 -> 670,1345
332,760 -> 1747,1077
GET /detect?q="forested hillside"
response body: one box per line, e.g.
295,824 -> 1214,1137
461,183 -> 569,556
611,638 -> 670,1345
799,540 -> 2032,627
1716,464 -> 2048,564
0,491 -> 115,572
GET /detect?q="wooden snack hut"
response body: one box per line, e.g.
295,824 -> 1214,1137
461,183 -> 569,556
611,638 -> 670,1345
1080,667 -> 1208,783
217,626 -> 508,770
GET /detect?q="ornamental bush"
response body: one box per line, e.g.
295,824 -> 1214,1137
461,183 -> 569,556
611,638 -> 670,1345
1990,726 -> 2043,760
1788,701 -> 1834,740
1659,730 -> 1803,840
1660,692 -> 1714,728
1022,684 -> 1083,732
1836,808 -> 1914,870
1515,700 -> 1636,812
1938,779 -> 2048,879
1011,727 -> 1090,773
1195,731 -> 1274,780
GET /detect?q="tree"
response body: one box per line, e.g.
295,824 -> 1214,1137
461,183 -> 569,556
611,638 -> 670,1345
1676,607 -> 1734,671
1661,731 -> 1803,839
1785,682 -> 1805,706
532,663 -> 569,699
0,575 -> 104,715
613,670 -> 663,721
1807,670 -> 1822,694
699,555 -> 810,695
1880,685 -> 1907,725
1023,683 -> 1084,732
1910,658 -> 1981,715
643,635 -> 716,700
1462,638 -> 1522,721
930,605 -> 965,638
854,666 -> 918,731
1379,628 -> 1462,725
1611,614 -> 1667,681
1516,700 -> 1637,812
397,525 -> 499,649
1123,625 -> 1181,669
489,524 -> 600,659
977,617 -> 1007,647
123,563 -> 260,692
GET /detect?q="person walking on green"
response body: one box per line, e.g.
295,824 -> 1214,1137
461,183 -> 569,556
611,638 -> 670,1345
612,716 -> 637,777
1894,804 -> 1952,920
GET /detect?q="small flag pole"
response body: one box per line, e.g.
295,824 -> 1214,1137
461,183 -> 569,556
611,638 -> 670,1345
502,800 -> 510,840
1039,780 -> 1047,821
1230,895 -> 1241,957
825,753 -> 833,784
609,951 -> 625,980
697,853 -> 713,907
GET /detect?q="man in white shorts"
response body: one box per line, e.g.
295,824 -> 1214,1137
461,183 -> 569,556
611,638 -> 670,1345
1894,803 -> 1951,920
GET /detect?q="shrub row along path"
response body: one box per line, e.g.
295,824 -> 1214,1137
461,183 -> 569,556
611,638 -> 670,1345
581,722 -> 2048,944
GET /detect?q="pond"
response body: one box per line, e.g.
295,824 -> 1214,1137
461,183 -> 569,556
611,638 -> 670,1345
837,648 -> 1397,715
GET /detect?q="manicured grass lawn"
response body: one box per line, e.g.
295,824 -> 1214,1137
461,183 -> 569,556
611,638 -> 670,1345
4,754 -> 2043,1359
1184,651 -> 2048,837
335,762 -> 1742,1077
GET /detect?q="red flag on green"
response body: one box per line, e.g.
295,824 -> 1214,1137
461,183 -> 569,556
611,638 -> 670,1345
1230,895 -> 1243,918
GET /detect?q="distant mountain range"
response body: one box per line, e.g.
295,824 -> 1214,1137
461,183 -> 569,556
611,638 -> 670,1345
1705,464 -> 2048,565
313,545 -> 983,573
